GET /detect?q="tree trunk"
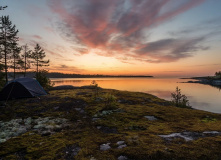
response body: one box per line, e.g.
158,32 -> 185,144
4,33 -> 8,83
24,45 -> 27,77
37,59 -> 38,73
4,49 -> 7,83
13,54 -> 15,79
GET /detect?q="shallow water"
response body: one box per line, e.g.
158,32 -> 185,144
51,78 -> 221,113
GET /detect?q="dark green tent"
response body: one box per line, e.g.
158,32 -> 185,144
0,78 -> 47,101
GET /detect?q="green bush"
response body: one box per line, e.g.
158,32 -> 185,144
34,69 -> 54,90
171,87 -> 191,108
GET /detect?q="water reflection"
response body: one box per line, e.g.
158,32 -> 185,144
51,78 -> 221,113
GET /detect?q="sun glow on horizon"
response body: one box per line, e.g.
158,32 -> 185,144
2,0 -> 221,77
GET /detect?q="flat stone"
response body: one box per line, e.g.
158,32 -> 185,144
92,118 -> 100,121
0,139 -> 6,143
203,131 -> 220,135
97,126 -> 101,129
75,108 -> 82,111
45,125 -> 54,130
144,116 -> 158,121
118,144 -> 127,149
100,143 -> 111,151
159,131 -> 221,142
54,106 -> 59,110
118,155 -> 128,160
159,133 -> 193,141
33,124 -> 45,129
117,141 -> 125,146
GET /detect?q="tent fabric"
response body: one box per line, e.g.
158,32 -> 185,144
0,78 -> 47,101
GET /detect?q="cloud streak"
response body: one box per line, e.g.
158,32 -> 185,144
48,0 -> 206,63
47,64 -> 86,73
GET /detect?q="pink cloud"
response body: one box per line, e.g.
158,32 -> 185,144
44,26 -> 55,33
32,35 -> 42,39
48,0 -> 206,63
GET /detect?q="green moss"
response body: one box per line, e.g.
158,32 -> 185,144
0,88 -> 221,159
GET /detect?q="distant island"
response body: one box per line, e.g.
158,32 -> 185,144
8,72 -> 153,79
181,71 -> 221,89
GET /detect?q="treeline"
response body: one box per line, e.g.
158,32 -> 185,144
13,72 -> 153,78
0,9 -> 51,89
47,73 -> 153,78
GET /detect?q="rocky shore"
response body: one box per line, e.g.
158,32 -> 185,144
0,87 -> 221,159
182,77 -> 221,89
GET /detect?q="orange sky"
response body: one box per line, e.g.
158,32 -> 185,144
2,0 -> 221,77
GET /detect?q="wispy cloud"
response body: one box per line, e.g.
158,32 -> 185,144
47,64 -> 86,73
48,0 -> 206,63
135,37 -> 209,63
32,35 -> 42,40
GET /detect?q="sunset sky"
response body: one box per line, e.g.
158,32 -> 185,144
1,0 -> 221,77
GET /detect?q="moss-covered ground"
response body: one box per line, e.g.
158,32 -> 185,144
0,88 -> 221,160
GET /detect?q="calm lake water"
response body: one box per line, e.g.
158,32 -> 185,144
51,78 -> 221,113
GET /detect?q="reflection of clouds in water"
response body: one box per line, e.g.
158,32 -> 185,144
146,90 -> 173,100
52,80 -> 84,83
51,79 -> 108,86
146,90 -> 214,112
52,80 -> 86,86
50,78 -> 221,113
188,97 -> 212,112
189,100 -> 219,113
191,101 -> 211,110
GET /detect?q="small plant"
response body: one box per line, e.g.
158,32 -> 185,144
201,116 -> 216,123
104,93 -> 117,110
91,80 -> 99,98
171,87 -> 191,108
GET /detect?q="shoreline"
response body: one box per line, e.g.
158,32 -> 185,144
180,77 -> 221,89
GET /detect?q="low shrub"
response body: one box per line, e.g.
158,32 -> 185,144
171,87 -> 191,108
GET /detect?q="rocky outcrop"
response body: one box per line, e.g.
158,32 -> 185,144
0,117 -> 70,143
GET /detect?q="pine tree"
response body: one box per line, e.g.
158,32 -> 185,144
171,87 -> 191,108
31,44 -> 49,73
21,44 -> 32,77
9,46 -> 22,79
0,16 -> 19,83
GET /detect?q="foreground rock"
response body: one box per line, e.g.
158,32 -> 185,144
159,131 -> 221,141
100,143 -> 111,151
0,117 -> 70,143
